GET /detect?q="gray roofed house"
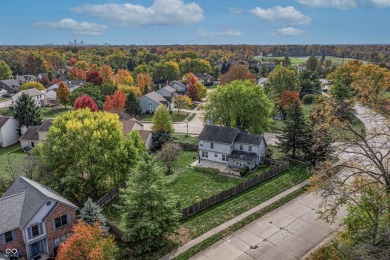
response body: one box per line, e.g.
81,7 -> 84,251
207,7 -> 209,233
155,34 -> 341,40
121,118 -> 153,150
12,88 -> 44,108
0,79 -> 20,93
169,81 -> 188,93
139,91 -> 173,114
0,177 -> 78,259
19,126 -> 39,150
16,75 -> 38,84
198,125 -> 267,171
198,125 -> 240,144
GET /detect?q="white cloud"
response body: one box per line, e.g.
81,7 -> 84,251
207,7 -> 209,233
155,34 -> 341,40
228,7 -> 242,14
366,0 -> 390,7
297,0 -> 357,10
198,29 -> 242,36
277,27 -> 304,36
250,6 -> 311,25
35,19 -> 108,36
72,0 -> 204,27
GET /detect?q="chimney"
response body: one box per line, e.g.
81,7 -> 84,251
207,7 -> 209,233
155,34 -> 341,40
21,125 -> 27,135
206,118 -> 212,126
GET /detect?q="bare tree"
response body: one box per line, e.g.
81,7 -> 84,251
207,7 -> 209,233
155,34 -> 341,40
157,142 -> 182,175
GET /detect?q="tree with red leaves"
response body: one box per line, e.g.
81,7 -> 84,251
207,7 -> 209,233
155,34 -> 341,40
56,221 -> 117,260
74,95 -> 99,112
103,91 -> 126,114
278,91 -> 301,110
86,70 -> 103,86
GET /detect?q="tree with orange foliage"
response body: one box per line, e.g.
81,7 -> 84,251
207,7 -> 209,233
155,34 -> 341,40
56,221 -> 117,260
103,91 -> 126,114
68,67 -> 86,80
278,91 -> 301,110
136,73 -> 152,94
74,95 -> 99,112
220,64 -> 256,85
68,57 -> 78,67
100,65 -> 114,84
114,69 -> 133,85
57,83 -> 70,108
187,82 -> 200,101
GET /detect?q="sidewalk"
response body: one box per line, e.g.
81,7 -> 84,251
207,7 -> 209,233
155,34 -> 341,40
160,180 -> 309,260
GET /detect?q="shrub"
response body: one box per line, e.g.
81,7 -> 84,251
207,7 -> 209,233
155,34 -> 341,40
193,166 -> 220,175
240,166 -> 250,177
302,94 -> 318,104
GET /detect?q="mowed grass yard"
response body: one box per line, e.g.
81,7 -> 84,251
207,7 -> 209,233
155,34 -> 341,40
0,107 -> 72,118
0,144 -> 26,180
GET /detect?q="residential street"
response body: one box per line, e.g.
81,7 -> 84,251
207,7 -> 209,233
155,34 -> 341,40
191,105 -> 385,260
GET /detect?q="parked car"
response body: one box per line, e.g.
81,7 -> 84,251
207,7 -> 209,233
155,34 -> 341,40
2,93 -> 12,98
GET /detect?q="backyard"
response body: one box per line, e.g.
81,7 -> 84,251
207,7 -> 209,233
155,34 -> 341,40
0,144 -> 26,181
0,107 -> 72,118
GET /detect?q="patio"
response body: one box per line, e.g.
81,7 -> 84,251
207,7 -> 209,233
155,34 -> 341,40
191,159 -> 241,177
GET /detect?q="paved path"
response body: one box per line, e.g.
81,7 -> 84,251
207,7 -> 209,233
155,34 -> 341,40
191,104 -> 383,260
161,181 -> 309,260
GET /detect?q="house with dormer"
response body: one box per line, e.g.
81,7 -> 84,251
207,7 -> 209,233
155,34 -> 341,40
198,125 -> 267,170
0,177 -> 78,260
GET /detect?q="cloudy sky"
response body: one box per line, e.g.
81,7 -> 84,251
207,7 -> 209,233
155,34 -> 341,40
1,0 -> 389,45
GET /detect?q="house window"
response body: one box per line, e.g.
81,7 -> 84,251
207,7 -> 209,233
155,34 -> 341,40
240,144 -> 243,151
210,142 -> 214,149
31,142 -> 35,148
31,224 -> 39,237
148,107 -> 153,112
54,234 -> 71,248
199,141 -> 203,147
148,101 -> 153,106
54,215 -> 68,229
4,231 -> 13,243
249,146 -> 252,152
222,154 -> 227,162
201,151 -> 208,158
214,153 -> 218,158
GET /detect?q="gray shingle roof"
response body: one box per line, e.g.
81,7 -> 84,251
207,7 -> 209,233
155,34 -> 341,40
0,177 -> 78,234
228,151 -> 257,162
144,91 -> 168,104
0,116 -> 11,128
162,85 -> 176,93
121,118 -> 143,136
37,119 -> 53,132
19,126 -> 39,141
235,133 -> 264,145
198,125 -> 240,144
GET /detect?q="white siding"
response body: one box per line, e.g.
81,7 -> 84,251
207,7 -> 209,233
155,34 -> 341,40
198,140 -> 232,154
0,118 -> 18,147
144,134 -> 153,150
233,143 -> 260,154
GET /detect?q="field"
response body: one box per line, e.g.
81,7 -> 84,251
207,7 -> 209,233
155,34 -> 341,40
256,56 -> 363,66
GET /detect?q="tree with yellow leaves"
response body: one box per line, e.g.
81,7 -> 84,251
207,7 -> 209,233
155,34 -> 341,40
114,69 -> 133,86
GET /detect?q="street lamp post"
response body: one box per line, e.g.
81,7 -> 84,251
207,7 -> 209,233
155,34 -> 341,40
184,119 -> 189,137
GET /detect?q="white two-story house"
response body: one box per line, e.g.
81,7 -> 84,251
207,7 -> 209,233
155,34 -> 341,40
12,88 -> 44,108
198,125 -> 267,170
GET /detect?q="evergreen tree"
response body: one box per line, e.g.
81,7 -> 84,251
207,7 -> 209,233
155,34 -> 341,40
277,101 -> 307,159
124,91 -> 141,117
79,198 -> 107,232
13,93 -> 42,133
118,155 -> 181,255
282,56 -> 291,67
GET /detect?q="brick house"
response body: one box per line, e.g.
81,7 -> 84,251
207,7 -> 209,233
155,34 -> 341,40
0,177 -> 78,259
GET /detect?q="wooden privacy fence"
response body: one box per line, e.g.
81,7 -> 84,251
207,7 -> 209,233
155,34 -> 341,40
96,181 -> 126,208
106,221 -> 125,242
181,161 -> 289,219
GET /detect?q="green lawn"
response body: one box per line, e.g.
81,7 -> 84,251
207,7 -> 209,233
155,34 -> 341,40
332,113 -> 366,142
139,111 -> 189,123
172,134 -> 198,145
180,163 -> 309,240
256,56 -> 364,66
0,144 -> 20,156
270,103 -> 316,133
206,84 -> 218,89
0,145 -> 26,179
0,107 -> 72,118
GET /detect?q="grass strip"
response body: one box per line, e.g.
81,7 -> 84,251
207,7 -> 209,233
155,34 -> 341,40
173,186 -> 307,260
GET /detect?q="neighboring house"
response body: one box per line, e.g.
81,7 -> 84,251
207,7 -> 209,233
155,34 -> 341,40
46,80 -> 83,93
156,85 -> 176,101
43,90 -> 58,106
0,177 -> 78,260
19,120 -> 52,150
0,88 -> 8,97
257,77 -> 267,87
0,116 -> 18,148
198,125 -> 267,170
194,73 -> 214,85
38,73 -> 48,81
139,91 -> 172,114
169,81 -> 187,93
0,79 -> 20,93
12,89 -> 44,108
16,75 -> 38,84
121,118 -> 153,150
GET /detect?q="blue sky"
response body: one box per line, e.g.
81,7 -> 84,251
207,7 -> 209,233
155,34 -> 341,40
0,0 -> 390,45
